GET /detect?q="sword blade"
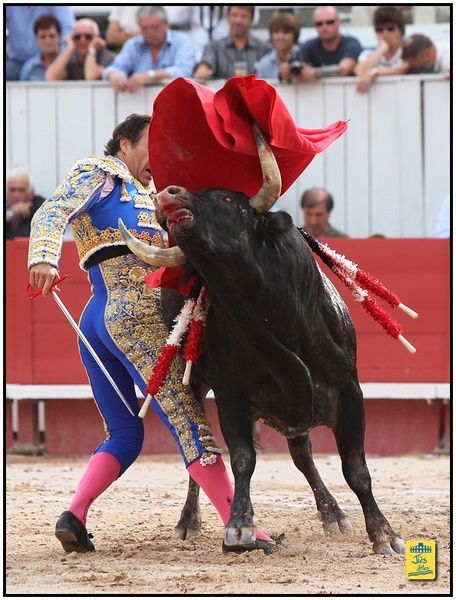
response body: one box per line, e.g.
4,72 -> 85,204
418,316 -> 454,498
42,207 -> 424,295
51,291 -> 135,416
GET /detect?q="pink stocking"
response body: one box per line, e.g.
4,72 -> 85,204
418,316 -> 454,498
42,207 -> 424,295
67,451 -> 121,524
187,455 -> 271,541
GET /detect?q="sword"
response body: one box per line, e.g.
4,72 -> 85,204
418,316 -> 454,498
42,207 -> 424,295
26,276 -> 135,417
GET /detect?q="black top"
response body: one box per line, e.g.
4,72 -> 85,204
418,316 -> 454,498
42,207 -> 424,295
5,195 -> 45,239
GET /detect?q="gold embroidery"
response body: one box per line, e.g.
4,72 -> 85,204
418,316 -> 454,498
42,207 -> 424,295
128,266 -> 147,282
70,213 -> 163,270
28,155 -> 159,269
137,211 -> 160,229
98,254 -> 220,464
28,164 -> 106,267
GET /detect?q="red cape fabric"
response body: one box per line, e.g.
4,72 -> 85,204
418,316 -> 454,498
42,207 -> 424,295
149,75 -> 348,196
145,266 -> 196,295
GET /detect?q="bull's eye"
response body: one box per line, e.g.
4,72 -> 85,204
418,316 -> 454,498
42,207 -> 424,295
224,197 -> 232,203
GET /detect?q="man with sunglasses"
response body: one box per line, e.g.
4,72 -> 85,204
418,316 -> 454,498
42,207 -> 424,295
284,6 -> 362,82
46,18 -> 115,81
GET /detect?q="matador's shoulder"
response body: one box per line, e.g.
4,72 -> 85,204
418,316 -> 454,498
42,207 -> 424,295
71,155 -> 135,183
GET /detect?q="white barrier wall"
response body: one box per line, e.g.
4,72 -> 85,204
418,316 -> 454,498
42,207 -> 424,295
6,75 -> 449,237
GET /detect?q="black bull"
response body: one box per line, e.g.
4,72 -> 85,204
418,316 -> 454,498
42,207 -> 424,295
119,133 -> 404,555
120,186 -> 405,556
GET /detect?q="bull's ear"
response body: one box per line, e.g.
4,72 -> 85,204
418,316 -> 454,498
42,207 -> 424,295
266,211 -> 293,235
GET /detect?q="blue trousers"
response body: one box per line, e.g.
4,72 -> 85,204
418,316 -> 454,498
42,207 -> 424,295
79,254 -> 219,474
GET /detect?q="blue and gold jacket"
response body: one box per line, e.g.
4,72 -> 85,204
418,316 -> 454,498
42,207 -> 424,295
28,155 -> 163,270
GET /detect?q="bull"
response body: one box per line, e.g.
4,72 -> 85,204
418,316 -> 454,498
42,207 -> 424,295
119,125 -> 405,556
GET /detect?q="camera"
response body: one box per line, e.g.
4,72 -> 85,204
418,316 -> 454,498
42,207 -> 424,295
289,58 -> 303,76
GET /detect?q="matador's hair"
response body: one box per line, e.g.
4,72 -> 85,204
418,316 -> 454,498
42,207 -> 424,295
104,113 -> 151,157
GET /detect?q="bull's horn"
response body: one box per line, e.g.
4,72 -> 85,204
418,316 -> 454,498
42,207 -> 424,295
118,218 -> 186,267
249,123 -> 282,214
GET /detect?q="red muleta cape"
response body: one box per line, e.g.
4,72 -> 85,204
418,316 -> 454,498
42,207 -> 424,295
146,75 -> 348,292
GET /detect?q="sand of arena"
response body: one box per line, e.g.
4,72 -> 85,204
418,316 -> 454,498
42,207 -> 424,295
5,452 -> 450,595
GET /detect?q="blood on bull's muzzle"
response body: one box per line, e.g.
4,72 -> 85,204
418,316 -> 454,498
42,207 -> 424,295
157,186 -> 187,216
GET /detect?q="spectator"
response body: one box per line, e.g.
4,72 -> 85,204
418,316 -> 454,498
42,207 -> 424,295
300,187 -> 348,238
106,6 -> 141,50
6,6 -> 74,80
434,194 -> 450,238
103,6 -> 196,93
46,18 -> 115,81
165,6 -> 260,62
5,169 -> 45,239
402,34 -> 451,75
20,15 -> 61,81
256,11 -> 301,81
193,6 -> 269,80
355,6 -> 408,93
284,6 -> 362,83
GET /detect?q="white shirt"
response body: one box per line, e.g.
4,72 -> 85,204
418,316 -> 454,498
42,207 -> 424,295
433,41 -> 450,73
108,6 -> 141,36
357,46 -> 402,68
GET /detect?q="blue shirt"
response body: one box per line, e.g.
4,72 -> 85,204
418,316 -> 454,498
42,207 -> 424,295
103,30 -> 196,80
6,6 -> 75,63
298,35 -> 362,67
20,53 -> 48,81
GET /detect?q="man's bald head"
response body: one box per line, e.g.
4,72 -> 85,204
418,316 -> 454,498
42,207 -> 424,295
313,6 -> 340,42
7,169 -> 33,205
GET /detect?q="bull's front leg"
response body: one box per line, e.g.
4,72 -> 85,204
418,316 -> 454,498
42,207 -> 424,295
174,475 -> 201,540
216,397 -> 257,549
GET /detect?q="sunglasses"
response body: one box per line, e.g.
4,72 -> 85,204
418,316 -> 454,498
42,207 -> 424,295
73,33 -> 94,41
314,19 -> 336,27
375,25 -> 397,33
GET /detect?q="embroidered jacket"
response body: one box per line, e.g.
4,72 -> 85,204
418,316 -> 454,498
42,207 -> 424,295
28,155 -> 163,270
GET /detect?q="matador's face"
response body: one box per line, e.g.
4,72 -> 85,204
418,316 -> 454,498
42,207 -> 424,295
122,128 -> 152,187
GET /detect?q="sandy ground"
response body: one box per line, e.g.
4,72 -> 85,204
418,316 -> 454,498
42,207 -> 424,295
5,452 -> 450,596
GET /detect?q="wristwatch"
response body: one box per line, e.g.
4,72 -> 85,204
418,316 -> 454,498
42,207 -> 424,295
87,48 -> 97,57
148,69 -> 156,82
371,67 -> 380,76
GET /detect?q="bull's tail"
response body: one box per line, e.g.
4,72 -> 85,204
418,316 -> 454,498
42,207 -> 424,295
297,228 -> 418,354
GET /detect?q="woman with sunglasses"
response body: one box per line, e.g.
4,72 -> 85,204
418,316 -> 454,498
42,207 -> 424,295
355,7 -> 408,93
46,18 -> 115,81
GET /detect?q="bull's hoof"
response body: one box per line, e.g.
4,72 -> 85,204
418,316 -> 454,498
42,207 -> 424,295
224,526 -> 256,546
322,521 -> 342,536
339,517 -> 353,533
373,536 -> 405,555
174,527 -> 200,541
222,534 -> 284,555
322,516 -> 353,536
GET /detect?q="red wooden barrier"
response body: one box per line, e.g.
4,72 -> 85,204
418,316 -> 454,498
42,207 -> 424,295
6,238 -> 449,454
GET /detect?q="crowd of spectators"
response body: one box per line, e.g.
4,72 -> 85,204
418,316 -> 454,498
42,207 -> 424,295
5,5 -> 450,241
6,5 -> 450,87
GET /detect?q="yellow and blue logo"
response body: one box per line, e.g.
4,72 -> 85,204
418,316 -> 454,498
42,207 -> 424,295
406,539 -> 436,580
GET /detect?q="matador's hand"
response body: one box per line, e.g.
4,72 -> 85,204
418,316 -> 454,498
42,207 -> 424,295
29,263 -> 60,297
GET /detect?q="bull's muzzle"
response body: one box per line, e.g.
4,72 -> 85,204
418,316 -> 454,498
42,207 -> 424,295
157,186 -> 187,215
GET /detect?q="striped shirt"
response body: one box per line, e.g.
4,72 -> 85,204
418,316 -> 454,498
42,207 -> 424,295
199,35 -> 270,78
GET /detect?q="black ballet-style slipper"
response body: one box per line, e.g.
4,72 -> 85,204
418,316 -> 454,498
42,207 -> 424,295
55,510 -> 95,553
222,533 -> 285,555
